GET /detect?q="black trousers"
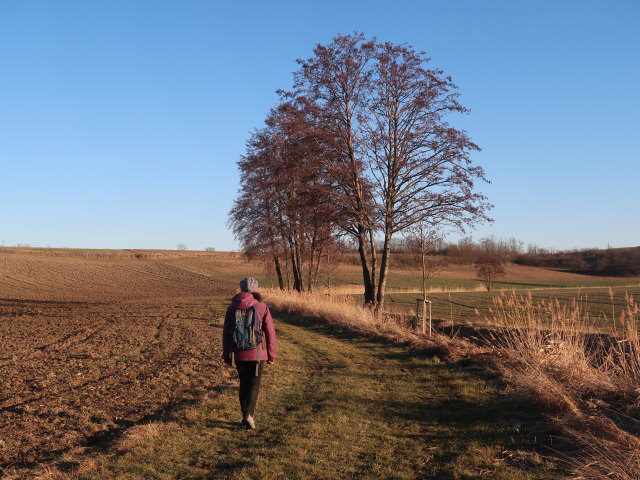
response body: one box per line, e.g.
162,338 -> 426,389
236,360 -> 265,417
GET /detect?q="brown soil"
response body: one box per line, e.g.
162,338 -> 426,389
0,253 -> 231,302
0,251 -> 235,472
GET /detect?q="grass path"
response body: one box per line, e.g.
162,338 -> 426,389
74,312 -> 567,480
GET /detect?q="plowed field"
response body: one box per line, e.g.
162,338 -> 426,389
0,253 -> 229,302
0,252 -> 234,472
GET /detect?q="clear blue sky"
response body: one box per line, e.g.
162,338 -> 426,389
1,0 -> 638,251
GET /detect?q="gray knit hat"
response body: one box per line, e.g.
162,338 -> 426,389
239,277 -> 259,293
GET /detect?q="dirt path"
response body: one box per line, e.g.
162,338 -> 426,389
71,312 -> 567,480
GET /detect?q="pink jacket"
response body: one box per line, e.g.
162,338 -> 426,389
223,292 -> 277,363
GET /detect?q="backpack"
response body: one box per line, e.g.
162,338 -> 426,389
232,306 -> 263,351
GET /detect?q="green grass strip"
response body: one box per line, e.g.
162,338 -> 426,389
74,313 -> 567,480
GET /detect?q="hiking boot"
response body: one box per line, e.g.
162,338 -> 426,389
245,415 -> 256,430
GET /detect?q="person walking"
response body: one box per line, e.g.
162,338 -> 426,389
222,277 -> 277,429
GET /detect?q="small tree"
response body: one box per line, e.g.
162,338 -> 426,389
405,225 -> 447,335
317,236 -> 346,290
205,247 -> 216,252
475,254 -> 505,291
405,225 -> 447,301
177,243 -> 187,251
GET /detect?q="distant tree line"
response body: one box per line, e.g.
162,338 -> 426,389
229,33 -> 492,309
335,237 -> 640,279
515,247 -> 640,277
383,235 -> 523,266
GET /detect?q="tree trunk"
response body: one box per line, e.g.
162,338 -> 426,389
284,245 -> 291,290
295,239 -> 305,292
421,248 -> 427,302
273,254 -> 285,290
312,247 -> 323,291
307,236 -> 316,292
357,227 -> 375,305
315,256 -> 322,288
376,225 -> 393,311
289,239 -> 304,292
368,227 -> 378,301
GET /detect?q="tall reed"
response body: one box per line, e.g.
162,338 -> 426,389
484,291 -> 640,480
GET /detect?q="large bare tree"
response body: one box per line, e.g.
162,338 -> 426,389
292,34 -> 491,309
367,41 -> 492,309
293,33 -> 380,305
235,33 -> 491,308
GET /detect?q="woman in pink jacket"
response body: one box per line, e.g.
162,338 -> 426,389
223,277 -> 277,429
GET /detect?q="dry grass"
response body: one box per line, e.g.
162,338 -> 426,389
484,291 -> 640,408
566,417 -> 640,480
116,422 -> 177,452
478,291 -> 640,480
316,284 -> 487,295
264,287 -> 640,480
263,288 -> 476,361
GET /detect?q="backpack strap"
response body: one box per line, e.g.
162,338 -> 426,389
230,307 -> 236,366
255,306 -> 261,376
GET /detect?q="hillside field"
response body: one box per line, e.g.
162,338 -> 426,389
1,248 -> 637,478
